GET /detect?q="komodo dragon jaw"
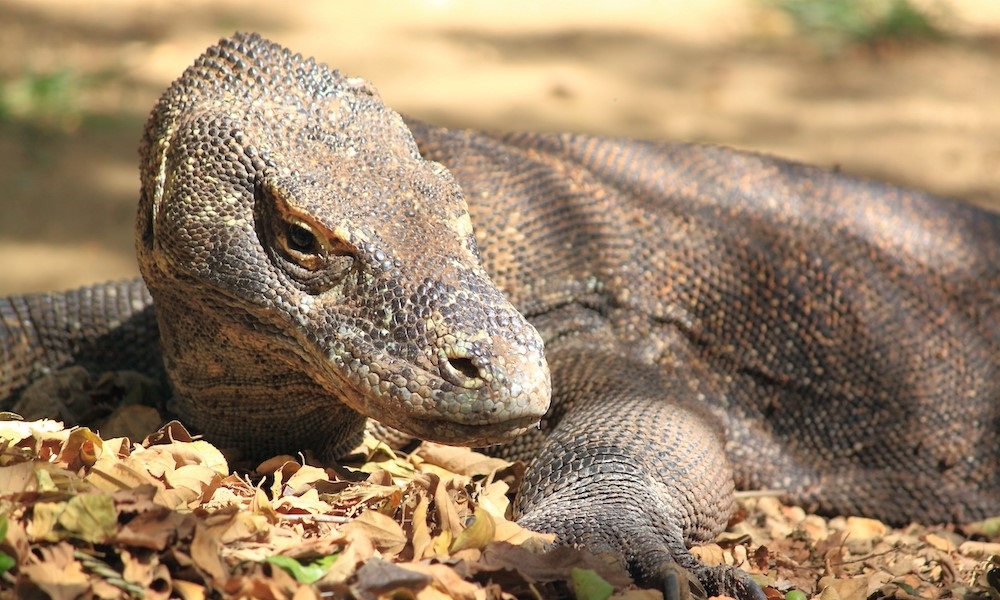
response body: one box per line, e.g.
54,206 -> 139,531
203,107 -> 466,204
134,34 -> 550,453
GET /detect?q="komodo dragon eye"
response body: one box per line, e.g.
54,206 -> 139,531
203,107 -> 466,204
286,222 -> 320,254
276,218 -> 327,270
254,180 -> 355,292
271,215 -> 356,294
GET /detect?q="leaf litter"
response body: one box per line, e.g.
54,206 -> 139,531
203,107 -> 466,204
1,369 -> 999,599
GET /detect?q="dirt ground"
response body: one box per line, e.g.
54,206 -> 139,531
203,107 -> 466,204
1,0 -> 999,295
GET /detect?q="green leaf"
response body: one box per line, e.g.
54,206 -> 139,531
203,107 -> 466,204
571,567 -> 614,600
0,515 -> 13,575
897,581 -> 918,595
0,551 -> 14,575
977,516 -> 1000,537
266,554 -> 339,584
786,590 -> 808,600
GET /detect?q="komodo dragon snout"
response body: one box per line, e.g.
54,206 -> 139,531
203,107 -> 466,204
134,39 -> 550,456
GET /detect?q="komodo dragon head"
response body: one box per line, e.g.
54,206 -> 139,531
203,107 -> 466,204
135,33 -> 550,459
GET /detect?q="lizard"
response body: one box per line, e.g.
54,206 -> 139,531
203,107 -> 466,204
2,33 -> 998,598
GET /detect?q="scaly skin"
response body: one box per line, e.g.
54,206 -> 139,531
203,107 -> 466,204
1,280 -> 161,401
2,34 -> 999,598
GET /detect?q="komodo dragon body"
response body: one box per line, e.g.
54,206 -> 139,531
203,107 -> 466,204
2,33 -> 999,598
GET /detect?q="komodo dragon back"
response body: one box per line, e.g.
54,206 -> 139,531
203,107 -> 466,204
134,33 -> 549,458
2,32 -> 998,599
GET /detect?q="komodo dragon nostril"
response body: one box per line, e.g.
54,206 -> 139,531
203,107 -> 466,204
440,354 -> 485,388
449,356 -> 480,379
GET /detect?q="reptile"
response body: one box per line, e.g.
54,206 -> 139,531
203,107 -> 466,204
2,33 -> 998,598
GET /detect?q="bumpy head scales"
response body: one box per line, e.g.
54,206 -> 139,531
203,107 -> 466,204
136,33 -> 550,455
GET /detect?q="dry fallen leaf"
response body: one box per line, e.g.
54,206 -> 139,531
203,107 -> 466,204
342,509 -> 408,558
4,393 -> 1000,600
19,542 -> 90,600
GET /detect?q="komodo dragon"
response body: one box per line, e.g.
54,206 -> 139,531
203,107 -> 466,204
2,33 -> 999,598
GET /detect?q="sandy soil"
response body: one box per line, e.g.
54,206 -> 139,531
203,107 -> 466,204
1,0 -> 999,296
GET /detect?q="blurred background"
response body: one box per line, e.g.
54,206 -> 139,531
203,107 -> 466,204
1,0 -> 998,294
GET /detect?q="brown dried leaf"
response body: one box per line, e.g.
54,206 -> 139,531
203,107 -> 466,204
415,442 -> 511,478
116,505 -> 195,550
409,489 -> 433,560
428,473 -> 464,536
609,591 -> 663,600
201,473 -> 257,514
143,420 -> 195,445
0,461 -> 41,495
1,508 -> 30,564
212,509 -> 270,545
818,576 -> 868,600
393,560 -> 483,600
431,530 -> 454,558
352,557 -> 433,599
155,485 -> 202,510
342,508 -> 407,558
223,565 -> 301,600
492,517 -> 555,549
130,445 -> 184,480
923,532 -> 956,553
27,501 -> 63,541
350,436 -> 418,481
189,523 -> 228,584
476,479 -> 513,520
320,526 -> 377,585
959,540 -> 1000,558
283,463 -> 330,492
171,579 -> 207,600
57,427 -> 103,470
0,418 -> 63,448
256,454 -> 301,475
19,542 -> 90,600
120,548 -> 171,600
843,516 -> 887,542
165,465 -> 223,504
11,416 -> 995,600
87,452 -> 162,493
691,543 -> 726,567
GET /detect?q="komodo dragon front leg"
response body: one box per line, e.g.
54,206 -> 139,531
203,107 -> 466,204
511,336 -> 763,598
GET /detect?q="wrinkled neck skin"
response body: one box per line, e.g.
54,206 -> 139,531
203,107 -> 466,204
153,283 -> 367,460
